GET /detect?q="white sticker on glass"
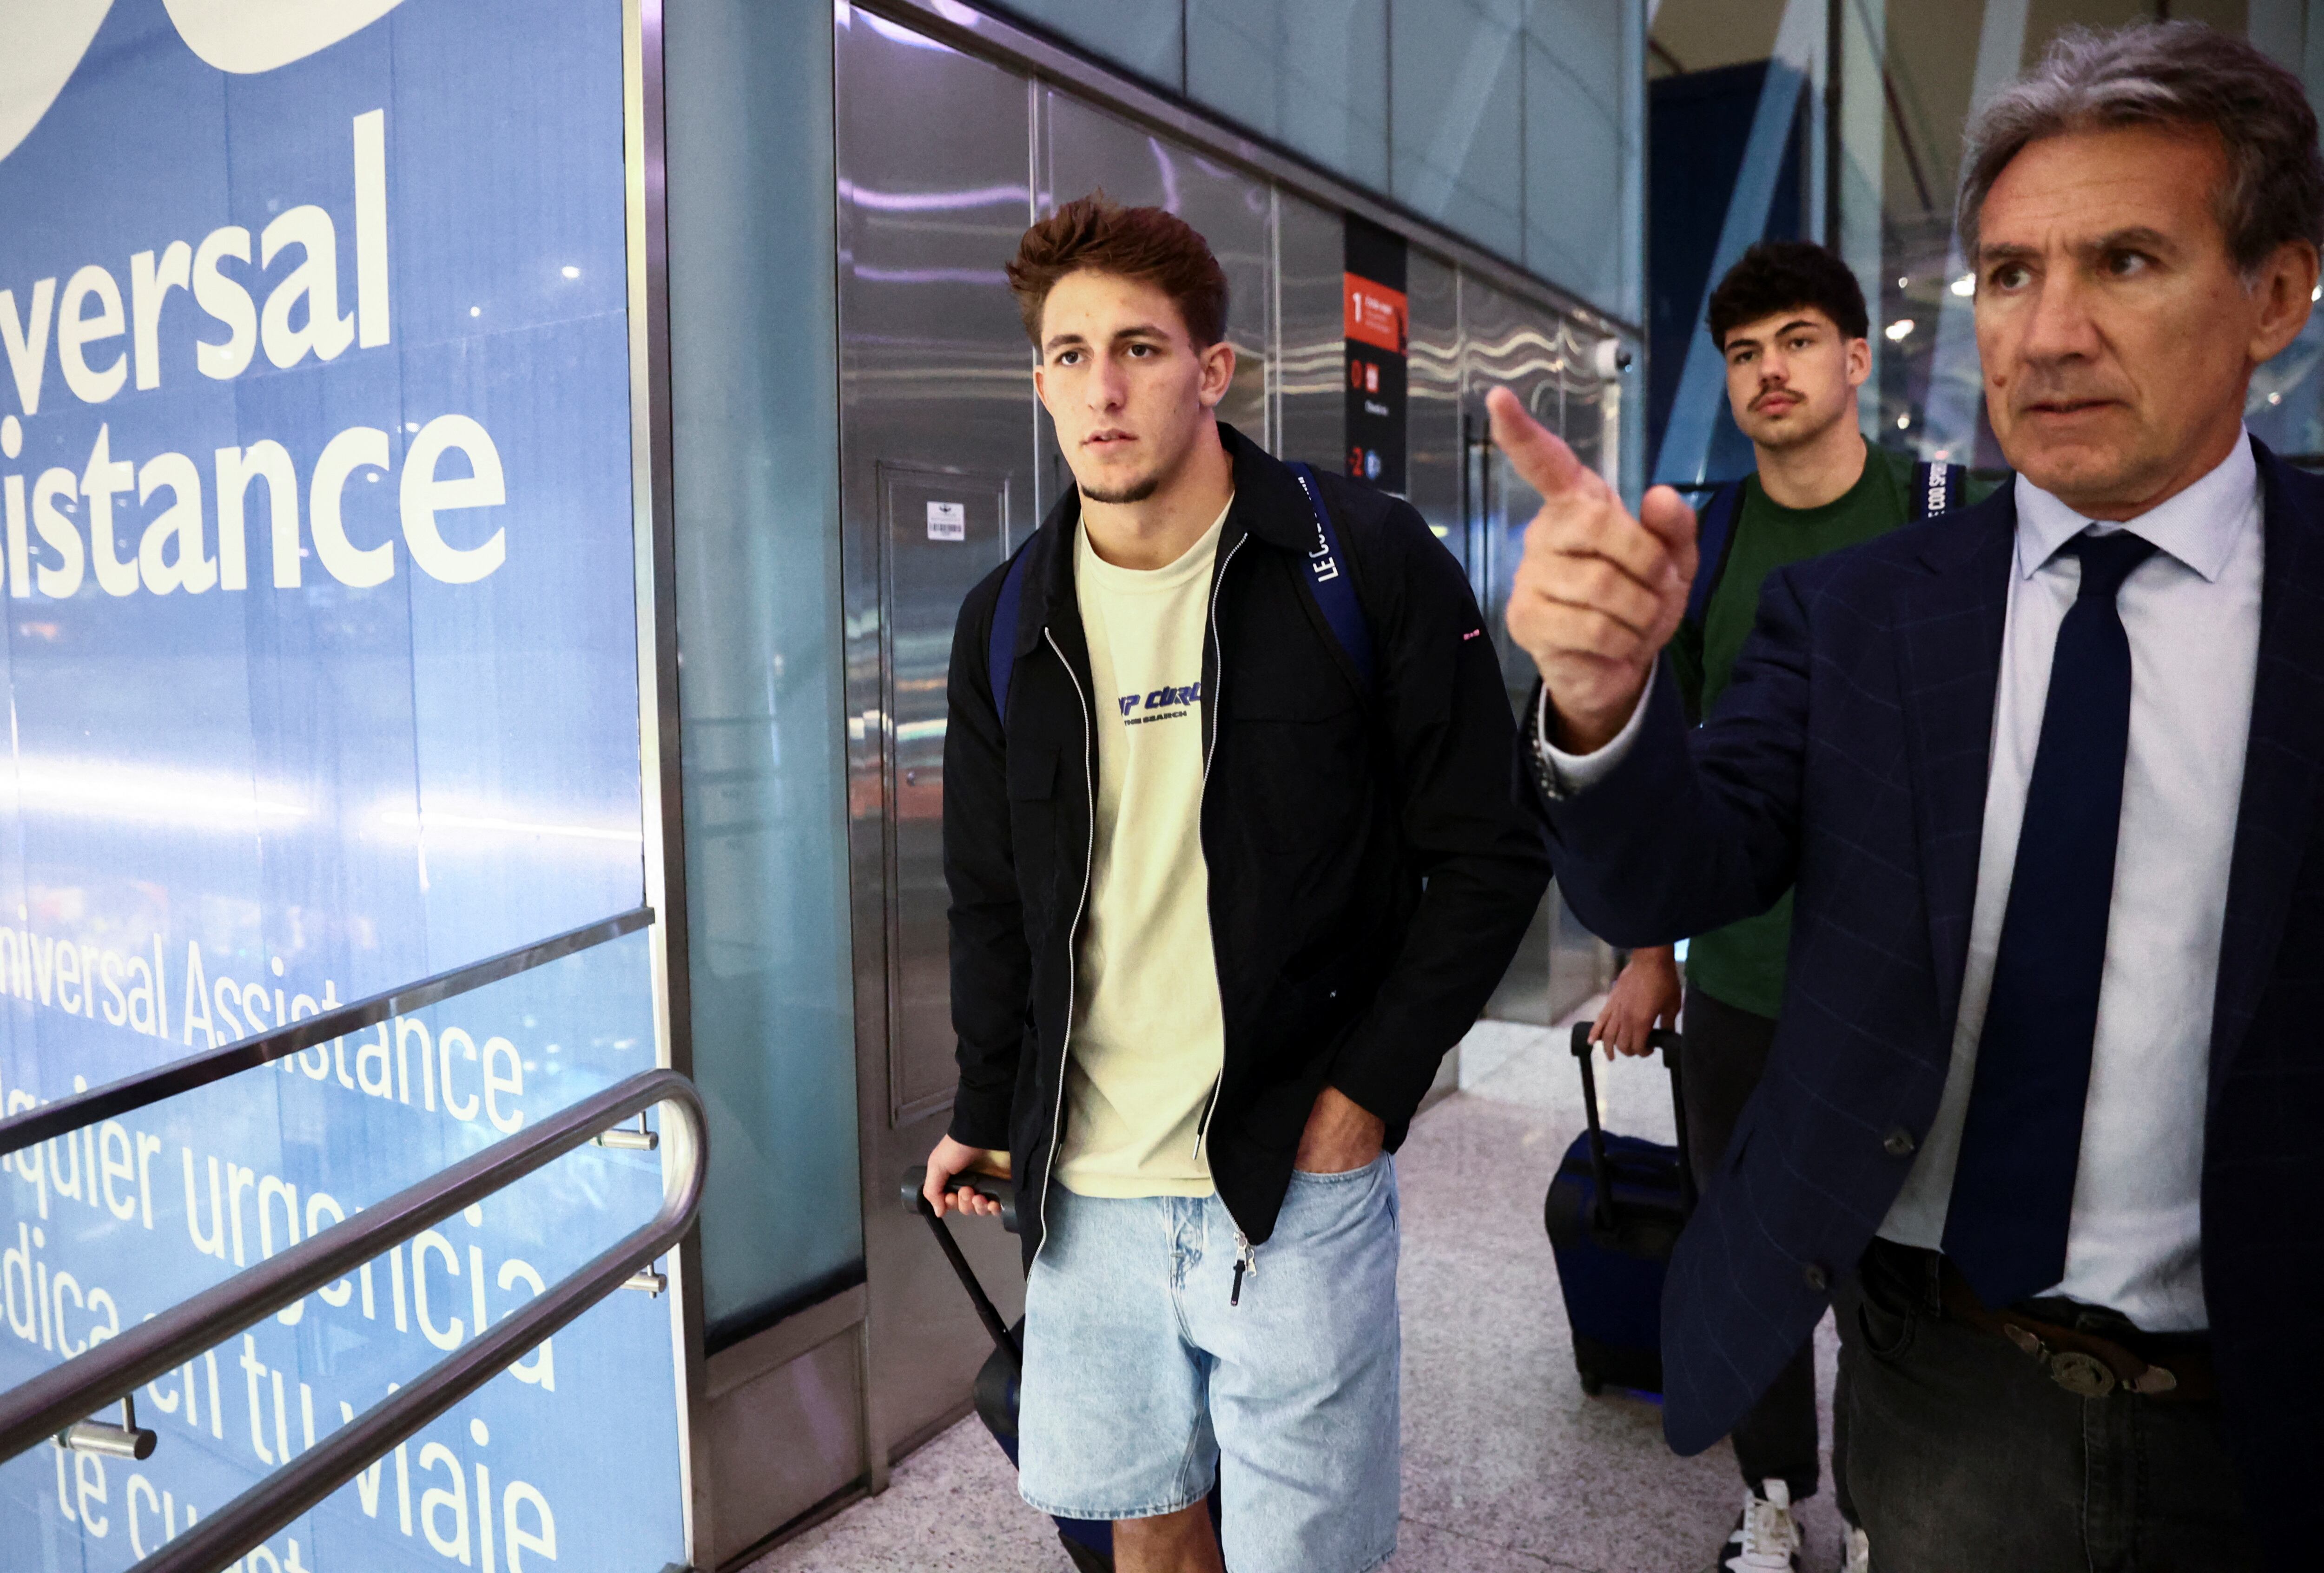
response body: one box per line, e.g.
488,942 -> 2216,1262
925,500 -> 966,541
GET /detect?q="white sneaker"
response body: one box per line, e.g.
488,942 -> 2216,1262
1717,1480 -> 1803,1572
1841,1522 -> 1871,1573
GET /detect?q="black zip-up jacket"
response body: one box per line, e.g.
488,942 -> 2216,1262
944,424 -> 1552,1264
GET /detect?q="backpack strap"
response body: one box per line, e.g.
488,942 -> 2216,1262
1912,460 -> 1969,521
985,542 -> 1036,725
1286,462 -> 1376,692
1683,480 -> 1747,632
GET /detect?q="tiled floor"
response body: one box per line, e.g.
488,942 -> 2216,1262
754,1010 -> 1844,1573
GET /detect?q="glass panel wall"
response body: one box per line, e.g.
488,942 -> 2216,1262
665,0 -> 865,1346
977,0 -> 1647,326
1644,0 -> 1821,487
1524,1 -> 1642,319
1188,0 -> 1392,192
996,0 -> 1187,87
1391,0 -> 1528,263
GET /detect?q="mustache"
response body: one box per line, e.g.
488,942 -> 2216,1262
2008,369 -> 2126,409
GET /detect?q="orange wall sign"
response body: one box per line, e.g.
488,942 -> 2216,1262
1344,275 -> 1408,354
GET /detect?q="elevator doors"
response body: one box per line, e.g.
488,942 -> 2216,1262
878,464 -> 1009,1125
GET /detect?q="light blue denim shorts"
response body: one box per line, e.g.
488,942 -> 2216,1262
1017,1155 -> 1401,1573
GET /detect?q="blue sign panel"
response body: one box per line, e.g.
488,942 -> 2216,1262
0,1 -> 683,1568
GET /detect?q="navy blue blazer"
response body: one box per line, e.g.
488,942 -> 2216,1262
1533,439 -> 2324,1565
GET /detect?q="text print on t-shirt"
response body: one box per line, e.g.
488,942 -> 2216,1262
1118,683 -> 1202,724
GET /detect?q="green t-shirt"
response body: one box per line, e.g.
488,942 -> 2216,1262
1669,446 -> 1979,1020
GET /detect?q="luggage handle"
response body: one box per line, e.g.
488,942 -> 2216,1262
899,1167 -> 1021,1364
900,1165 -> 1019,1232
1569,1022 -> 1699,1225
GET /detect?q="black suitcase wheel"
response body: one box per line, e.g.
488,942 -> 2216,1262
974,1335 -> 1022,1451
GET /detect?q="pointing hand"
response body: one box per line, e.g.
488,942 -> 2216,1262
1491,387 -> 1697,753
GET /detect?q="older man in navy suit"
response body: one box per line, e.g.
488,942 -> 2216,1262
1499,23 -> 2323,1572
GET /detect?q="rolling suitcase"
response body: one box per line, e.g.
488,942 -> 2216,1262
901,1170 -> 1224,1572
901,1169 -> 1115,1572
1541,1022 -> 1698,1396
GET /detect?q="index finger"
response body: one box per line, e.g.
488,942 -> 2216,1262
1486,386 -> 1597,503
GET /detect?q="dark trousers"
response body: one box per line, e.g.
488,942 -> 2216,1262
1837,1238 -> 2259,1572
1681,986 -> 1840,1510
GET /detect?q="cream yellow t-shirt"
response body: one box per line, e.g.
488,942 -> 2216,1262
1054,502 -> 1231,1198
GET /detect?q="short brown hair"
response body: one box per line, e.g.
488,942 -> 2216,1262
1006,192 -> 1229,349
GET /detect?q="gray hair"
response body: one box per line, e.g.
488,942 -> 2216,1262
1958,20 -> 2324,277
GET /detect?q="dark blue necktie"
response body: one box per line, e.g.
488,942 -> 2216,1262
1943,529 -> 2159,1310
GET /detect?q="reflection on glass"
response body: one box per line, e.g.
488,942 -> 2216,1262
0,928 -> 681,1571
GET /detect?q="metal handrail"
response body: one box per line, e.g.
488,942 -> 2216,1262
0,905 -> 654,1159
0,1066 -> 707,1573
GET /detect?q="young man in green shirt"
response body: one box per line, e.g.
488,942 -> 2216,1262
1591,241 -> 1978,1573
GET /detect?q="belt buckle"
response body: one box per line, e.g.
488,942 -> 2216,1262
2047,1350 -> 2117,1399
2003,1323 -> 2119,1398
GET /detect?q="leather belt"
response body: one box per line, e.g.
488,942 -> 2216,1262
1935,1258 -> 2215,1403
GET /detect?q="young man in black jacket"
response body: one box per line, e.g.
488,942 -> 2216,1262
921,194 -> 1549,1573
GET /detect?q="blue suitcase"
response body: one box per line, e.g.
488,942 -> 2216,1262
903,1171 -> 1221,1572
1541,1022 -> 1697,1396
